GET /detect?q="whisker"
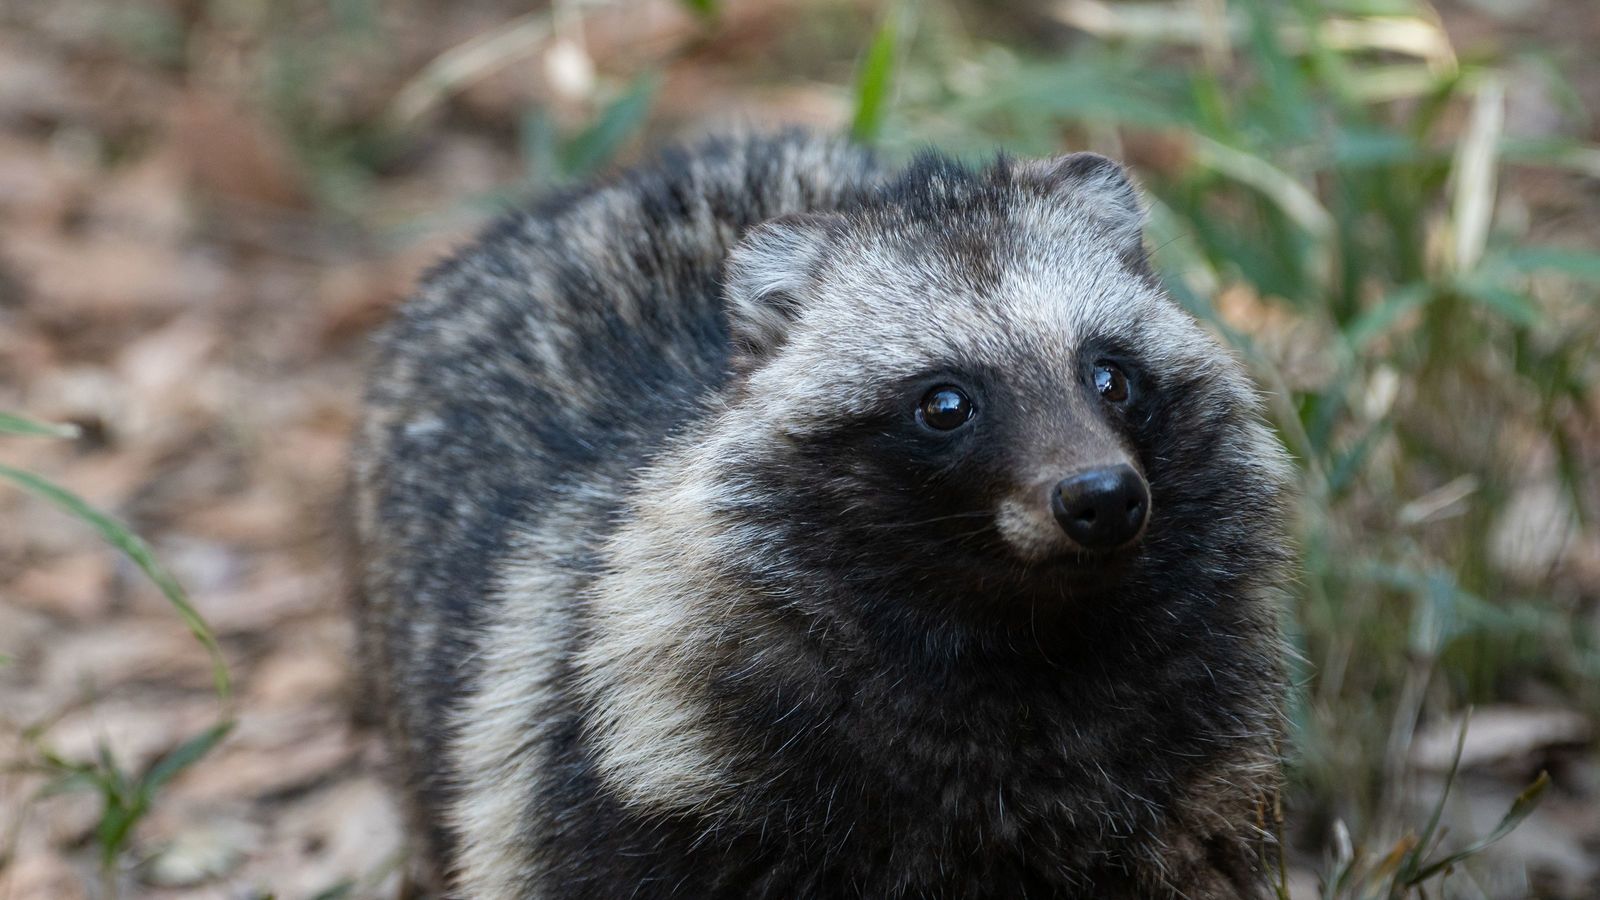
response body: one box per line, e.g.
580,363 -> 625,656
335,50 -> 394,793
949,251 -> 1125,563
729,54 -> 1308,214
857,511 -> 992,531
910,524 -> 1001,548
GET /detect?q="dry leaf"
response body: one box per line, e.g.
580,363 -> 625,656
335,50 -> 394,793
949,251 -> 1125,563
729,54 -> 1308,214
171,93 -> 309,210
7,549 -> 116,620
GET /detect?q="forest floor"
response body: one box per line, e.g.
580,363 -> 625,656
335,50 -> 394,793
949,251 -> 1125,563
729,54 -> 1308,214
0,0 -> 1596,897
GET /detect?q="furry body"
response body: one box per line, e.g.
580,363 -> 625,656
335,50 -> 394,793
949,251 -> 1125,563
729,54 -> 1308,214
351,131 -> 1294,898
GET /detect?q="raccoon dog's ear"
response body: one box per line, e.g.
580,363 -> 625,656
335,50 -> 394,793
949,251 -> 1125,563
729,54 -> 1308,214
1021,153 -> 1148,265
723,213 -> 841,361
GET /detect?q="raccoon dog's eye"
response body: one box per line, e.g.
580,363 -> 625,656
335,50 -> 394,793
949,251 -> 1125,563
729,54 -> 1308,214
1094,362 -> 1130,404
917,386 -> 974,431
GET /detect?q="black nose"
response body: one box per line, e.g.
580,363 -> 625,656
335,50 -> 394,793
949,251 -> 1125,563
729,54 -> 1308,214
1051,464 -> 1150,551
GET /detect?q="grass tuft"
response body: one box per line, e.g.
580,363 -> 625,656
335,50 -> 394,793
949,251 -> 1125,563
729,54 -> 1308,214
2,413 -> 234,894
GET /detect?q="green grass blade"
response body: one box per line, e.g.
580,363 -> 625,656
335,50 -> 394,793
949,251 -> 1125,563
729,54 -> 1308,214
1328,129 -> 1430,170
1344,282 -> 1431,349
95,740 -> 132,801
559,75 -> 657,179
140,721 -> 234,798
678,0 -> 718,19
1503,246 -> 1600,284
986,58 -> 1192,130
1499,137 -> 1600,180
1454,278 -> 1540,329
1192,136 -> 1335,268
1396,709 -> 1471,885
1239,0 -> 1314,140
0,411 -> 79,439
1408,772 -> 1551,883
0,464 -> 232,704
33,770 -> 103,800
850,5 -> 901,144
518,107 -> 559,185
97,801 -> 141,869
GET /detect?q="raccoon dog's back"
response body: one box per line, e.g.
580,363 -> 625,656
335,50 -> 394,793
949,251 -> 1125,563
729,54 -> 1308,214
350,132 -> 882,879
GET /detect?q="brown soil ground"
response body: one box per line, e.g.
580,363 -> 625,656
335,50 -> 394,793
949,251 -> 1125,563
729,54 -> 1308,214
0,1 -> 1595,897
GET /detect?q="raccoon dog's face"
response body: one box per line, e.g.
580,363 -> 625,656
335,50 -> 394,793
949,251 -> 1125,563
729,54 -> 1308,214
717,153 -> 1290,619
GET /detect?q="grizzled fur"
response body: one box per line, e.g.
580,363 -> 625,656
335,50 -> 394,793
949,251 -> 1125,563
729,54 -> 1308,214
350,131 -> 1295,899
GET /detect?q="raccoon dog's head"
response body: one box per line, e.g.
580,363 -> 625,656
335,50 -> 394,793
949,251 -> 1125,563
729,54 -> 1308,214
715,152 -> 1292,628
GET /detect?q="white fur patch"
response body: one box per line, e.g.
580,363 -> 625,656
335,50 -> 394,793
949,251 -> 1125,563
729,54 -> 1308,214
449,488 -> 607,898
995,494 -> 1066,562
575,448 -> 751,818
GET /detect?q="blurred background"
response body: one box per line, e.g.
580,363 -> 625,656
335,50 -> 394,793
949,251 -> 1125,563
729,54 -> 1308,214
0,0 -> 1596,897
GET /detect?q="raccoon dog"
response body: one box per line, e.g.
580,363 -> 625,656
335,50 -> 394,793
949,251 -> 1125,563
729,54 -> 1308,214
350,130 -> 1295,899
